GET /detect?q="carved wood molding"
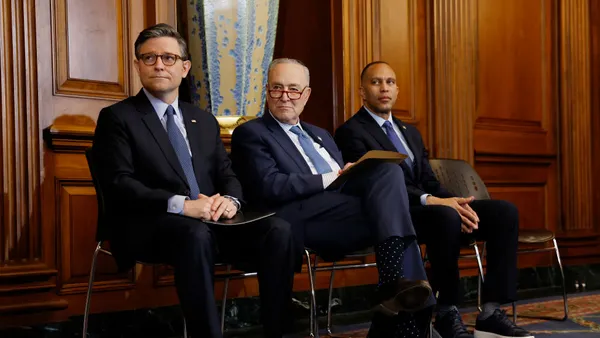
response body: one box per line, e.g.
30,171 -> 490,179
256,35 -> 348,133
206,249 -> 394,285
0,0 -> 45,276
51,0 -> 130,100
559,0 -> 594,232
44,115 -> 95,152
430,0 -> 477,163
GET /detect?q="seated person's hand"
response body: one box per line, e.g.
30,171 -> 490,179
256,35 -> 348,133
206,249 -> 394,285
338,162 -> 355,175
425,196 -> 480,233
183,194 -> 216,220
208,193 -> 238,221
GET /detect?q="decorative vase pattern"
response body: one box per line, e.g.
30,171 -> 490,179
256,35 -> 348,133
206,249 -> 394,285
186,0 -> 279,117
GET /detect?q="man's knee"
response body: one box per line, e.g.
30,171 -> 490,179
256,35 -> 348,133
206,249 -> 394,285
372,162 -> 406,183
427,205 -> 463,237
264,217 -> 293,242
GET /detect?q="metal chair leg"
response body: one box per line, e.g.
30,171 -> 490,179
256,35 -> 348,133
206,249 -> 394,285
305,250 -> 319,337
221,265 -> 232,333
553,238 -> 568,320
326,263 -> 336,336
474,243 -> 484,312
83,242 -> 102,337
512,301 -> 517,323
183,318 -> 188,338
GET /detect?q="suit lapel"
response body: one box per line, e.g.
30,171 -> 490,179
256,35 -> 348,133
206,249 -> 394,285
136,91 -> 189,185
302,123 -> 344,167
357,108 -> 398,152
357,108 -> 414,176
263,113 -> 312,174
393,116 -> 421,176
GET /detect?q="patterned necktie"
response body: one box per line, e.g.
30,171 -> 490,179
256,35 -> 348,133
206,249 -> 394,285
382,121 -> 413,170
165,105 -> 200,199
289,126 -> 333,174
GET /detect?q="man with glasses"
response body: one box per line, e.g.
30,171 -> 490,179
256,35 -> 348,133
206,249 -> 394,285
231,58 -> 435,337
92,24 -> 296,338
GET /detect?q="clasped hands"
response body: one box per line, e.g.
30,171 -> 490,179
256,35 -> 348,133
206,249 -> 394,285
183,193 -> 238,221
426,196 -> 480,233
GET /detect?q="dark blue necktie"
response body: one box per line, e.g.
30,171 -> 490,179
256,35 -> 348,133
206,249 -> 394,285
165,105 -> 200,199
382,120 -> 413,169
289,126 -> 333,174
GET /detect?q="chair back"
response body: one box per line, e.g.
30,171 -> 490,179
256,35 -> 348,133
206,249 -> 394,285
428,159 -> 491,200
85,148 -> 111,242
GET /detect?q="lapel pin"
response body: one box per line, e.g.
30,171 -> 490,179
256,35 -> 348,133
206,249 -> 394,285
318,136 -> 323,141
191,119 -> 197,123
402,126 -> 406,129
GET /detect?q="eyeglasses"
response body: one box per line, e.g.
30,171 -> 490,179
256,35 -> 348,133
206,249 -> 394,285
139,53 -> 185,66
267,87 -> 308,100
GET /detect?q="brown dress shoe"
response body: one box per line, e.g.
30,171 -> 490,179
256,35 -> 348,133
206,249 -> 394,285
375,278 -> 432,316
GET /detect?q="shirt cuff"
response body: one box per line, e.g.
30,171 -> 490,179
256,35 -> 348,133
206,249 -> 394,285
322,172 -> 339,189
168,195 -> 189,214
224,195 -> 241,211
420,194 -> 432,206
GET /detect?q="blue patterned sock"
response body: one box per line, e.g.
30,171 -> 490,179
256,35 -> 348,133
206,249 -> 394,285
375,236 -> 406,286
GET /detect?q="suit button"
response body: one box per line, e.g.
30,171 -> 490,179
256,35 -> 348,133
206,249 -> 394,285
183,190 -> 190,196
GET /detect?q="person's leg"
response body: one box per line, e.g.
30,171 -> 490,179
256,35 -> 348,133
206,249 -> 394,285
471,199 -> 519,305
470,200 -> 532,338
410,205 -> 463,306
133,214 -> 221,338
215,216 -> 296,338
410,205 -> 471,338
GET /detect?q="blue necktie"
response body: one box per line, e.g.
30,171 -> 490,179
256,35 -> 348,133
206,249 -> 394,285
165,105 -> 201,199
382,121 -> 413,170
289,126 -> 333,174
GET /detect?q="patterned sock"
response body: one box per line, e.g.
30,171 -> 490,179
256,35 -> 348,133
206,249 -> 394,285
394,312 -> 420,338
478,302 -> 500,320
375,236 -> 406,286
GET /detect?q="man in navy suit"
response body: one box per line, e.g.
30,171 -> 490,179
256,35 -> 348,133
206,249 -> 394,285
92,24 -> 296,338
231,58 -> 434,337
335,61 -> 533,338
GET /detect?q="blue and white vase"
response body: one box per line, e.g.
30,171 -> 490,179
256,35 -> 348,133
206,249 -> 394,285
186,0 -> 279,117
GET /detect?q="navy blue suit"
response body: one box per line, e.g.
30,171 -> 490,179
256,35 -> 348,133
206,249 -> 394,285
231,113 -> 433,308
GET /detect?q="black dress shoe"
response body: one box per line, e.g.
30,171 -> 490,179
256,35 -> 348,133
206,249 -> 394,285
474,309 -> 534,338
434,308 -> 473,338
375,278 -> 432,316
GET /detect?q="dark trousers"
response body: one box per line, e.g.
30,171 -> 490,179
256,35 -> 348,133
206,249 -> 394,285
132,214 -> 296,338
410,199 -> 519,305
277,163 -> 432,305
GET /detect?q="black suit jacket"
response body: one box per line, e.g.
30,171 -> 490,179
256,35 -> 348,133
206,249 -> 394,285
334,107 -> 453,206
92,90 -> 242,269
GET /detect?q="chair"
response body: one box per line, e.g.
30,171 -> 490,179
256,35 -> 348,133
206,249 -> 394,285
83,148 -> 189,337
304,248 -> 377,337
428,158 -> 568,322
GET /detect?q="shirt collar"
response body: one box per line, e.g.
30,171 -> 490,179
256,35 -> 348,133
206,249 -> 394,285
363,105 -> 393,127
143,88 -> 180,119
269,110 -> 303,133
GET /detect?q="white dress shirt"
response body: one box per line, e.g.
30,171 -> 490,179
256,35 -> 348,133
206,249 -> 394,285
143,89 -> 240,214
271,112 -> 341,188
363,106 -> 430,205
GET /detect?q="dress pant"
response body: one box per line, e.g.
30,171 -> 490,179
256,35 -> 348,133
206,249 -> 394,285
130,214 -> 296,338
410,199 -> 519,305
276,162 -> 434,306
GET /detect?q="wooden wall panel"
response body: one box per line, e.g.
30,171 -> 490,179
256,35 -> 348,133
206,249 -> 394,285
273,0 -> 335,132
590,0 -> 600,243
431,0 -> 477,162
52,0 -> 130,99
475,0 -> 555,156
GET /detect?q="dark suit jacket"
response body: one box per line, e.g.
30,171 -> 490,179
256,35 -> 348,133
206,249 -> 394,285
230,112 -> 345,210
92,90 -> 242,269
334,107 -> 453,206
